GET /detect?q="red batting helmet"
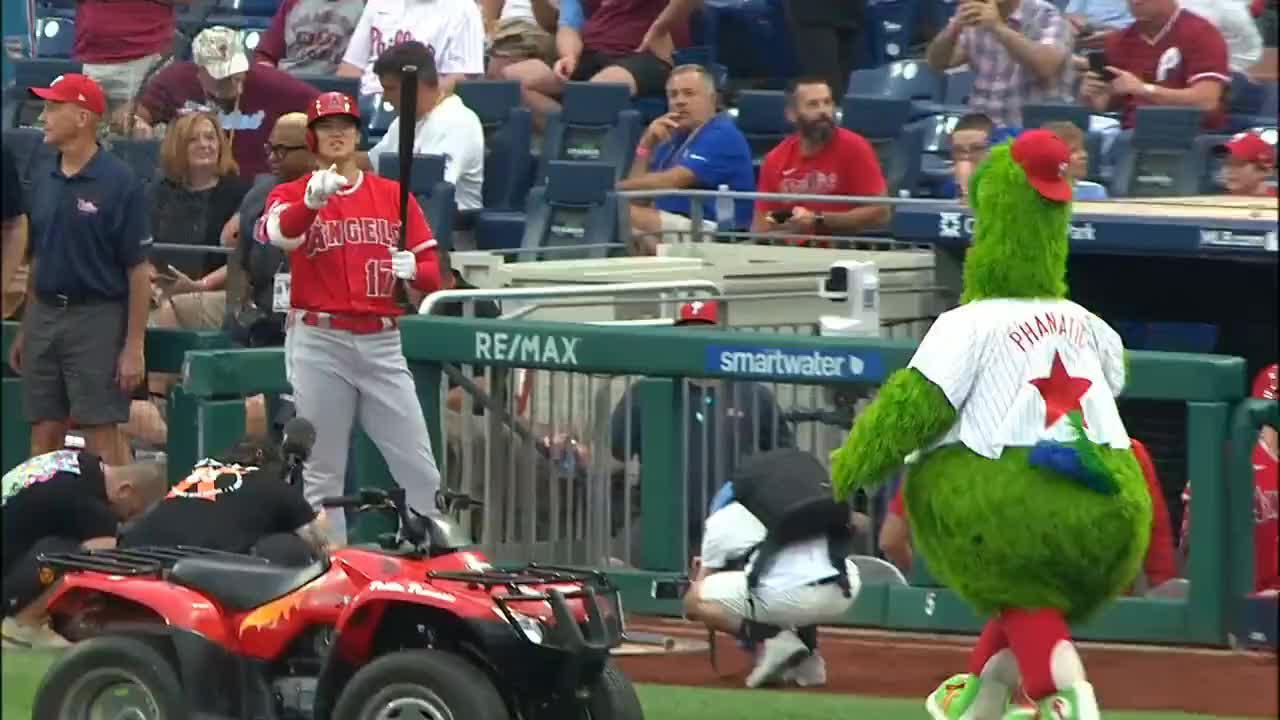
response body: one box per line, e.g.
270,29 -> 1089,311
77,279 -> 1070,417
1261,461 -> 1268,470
305,91 -> 361,152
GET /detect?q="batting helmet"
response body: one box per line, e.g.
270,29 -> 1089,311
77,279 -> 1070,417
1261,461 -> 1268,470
305,91 -> 361,152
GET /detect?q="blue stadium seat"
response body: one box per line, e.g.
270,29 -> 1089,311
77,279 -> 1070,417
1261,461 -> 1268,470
925,0 -> 960,33
540,82 -> 641,183
846,60 -> 945,118
375,153 -> 457,249
842,95 -> 923,196
734,90 -> 790,164
111,138 -> 162,185
207,0 -> 274,30
454,80 -> 533,210
520,161 -> 620,261
865,0 -> 921,66
700,0 -> 799,86
34,17 -> 75,59
1109,107 -> 1204,197
5,58 -> 83,127
231,0 -> 277,16
33,0 -> 76,19
941,68 -> 973,107
1227,73 -> 1278,132
293,74 -> 358,100
358,93 -> 396,148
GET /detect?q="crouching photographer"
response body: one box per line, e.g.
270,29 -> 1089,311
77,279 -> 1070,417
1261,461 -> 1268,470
682,449 -> 861,688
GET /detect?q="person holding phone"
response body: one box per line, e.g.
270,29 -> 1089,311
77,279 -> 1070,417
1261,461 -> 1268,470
924,0 -> 1075,129
1064,0 -> 1133,49
1078,0 -> 1230,130
751,78 -> 890,245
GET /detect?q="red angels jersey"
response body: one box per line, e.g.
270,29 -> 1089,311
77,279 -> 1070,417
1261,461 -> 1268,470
256,171 -> 435,317
908,299 -> 1131,460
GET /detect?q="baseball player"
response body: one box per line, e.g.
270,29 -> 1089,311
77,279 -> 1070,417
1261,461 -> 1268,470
255,91 -> 443,544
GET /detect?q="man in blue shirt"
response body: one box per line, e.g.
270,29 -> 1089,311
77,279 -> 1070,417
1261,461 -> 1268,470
8,74 -> 152,466
618,64 -> 755,256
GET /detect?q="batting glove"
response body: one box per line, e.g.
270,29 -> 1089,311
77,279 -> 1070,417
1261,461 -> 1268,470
304,164 -> 350,209
391,250 -> 417,281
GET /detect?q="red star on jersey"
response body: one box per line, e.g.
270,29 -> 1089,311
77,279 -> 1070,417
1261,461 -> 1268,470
1029,351 -> 1092,428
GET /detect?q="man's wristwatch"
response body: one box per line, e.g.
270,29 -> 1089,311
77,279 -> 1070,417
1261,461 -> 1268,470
1142,83 -> 1156,98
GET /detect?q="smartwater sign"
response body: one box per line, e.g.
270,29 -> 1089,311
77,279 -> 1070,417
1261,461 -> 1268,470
707,345 -> 884,382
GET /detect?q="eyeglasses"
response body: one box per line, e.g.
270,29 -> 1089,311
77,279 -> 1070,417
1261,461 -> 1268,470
265,143 -> 306,159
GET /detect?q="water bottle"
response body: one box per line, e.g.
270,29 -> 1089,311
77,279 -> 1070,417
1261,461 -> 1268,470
714,183 -> 734,233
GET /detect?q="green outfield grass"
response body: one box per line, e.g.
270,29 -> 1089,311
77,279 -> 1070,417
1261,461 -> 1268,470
0,648 -> 1263,720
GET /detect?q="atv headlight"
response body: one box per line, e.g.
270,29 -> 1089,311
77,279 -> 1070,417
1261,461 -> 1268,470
507,610 -> 545,644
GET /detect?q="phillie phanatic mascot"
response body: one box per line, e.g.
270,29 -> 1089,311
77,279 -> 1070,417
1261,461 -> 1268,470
830,130 -> 1151,719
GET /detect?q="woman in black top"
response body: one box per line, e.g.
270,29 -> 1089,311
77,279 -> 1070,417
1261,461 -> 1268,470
148,109 -> 250,330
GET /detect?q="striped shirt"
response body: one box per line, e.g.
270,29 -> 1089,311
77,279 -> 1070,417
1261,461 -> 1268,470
908,299 -> 1131,460
960,0 -> 1075,128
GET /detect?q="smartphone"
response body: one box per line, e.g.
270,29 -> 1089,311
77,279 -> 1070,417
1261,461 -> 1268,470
768,209 -> 793,224
1086,51 -> 1116,82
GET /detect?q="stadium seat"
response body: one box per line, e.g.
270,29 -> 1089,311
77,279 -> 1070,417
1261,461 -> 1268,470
1227,73 -> 1278,132
864,0 -> 921,66
1109,106 -> 1204,197
111,138 -> 162,185
842,95 -> 924,196
520,161 -> 620,261
699,0 -> 799,87
539,82 -> 642,184
5,58 -> 83,127
375,153 -> 457,250
206,0 -> 273,30
734,90 -> 790,164
34,17 -> 74,59
357,93 -> 396,148
294,74 -> 359,100
33,0 -> 76,19
918,113 -> 962,195
846,60 -> 945,119
454,80 -> 533,210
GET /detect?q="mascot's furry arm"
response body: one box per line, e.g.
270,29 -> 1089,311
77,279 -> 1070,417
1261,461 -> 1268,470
830,369 -> 956,501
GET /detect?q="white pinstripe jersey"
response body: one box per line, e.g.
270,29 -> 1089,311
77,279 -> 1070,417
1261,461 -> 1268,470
908,298 -> 1131,460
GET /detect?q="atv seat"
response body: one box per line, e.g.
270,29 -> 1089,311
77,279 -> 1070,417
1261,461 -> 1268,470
168,555 -> 330,612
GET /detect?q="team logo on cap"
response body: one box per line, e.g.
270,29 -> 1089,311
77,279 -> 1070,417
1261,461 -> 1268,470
1058,162 -> 1068,178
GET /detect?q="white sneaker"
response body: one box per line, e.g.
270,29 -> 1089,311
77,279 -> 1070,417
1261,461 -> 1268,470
745,630 -> 808,688
783,652 -> 827,687
2,618 -> 71,650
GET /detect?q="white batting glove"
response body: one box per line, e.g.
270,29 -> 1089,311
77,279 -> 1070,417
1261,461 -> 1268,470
304,164 -> 349,209
391,250 -> 417,280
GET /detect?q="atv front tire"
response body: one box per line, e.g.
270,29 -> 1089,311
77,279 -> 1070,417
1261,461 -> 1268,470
32,635 -> 188,720
583,661 -> 644,720
332,648 -> 509,720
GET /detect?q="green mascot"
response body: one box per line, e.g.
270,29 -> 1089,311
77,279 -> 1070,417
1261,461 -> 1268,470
831,130 -> 1151,720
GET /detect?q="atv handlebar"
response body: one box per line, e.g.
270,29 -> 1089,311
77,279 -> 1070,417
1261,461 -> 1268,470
320,488 -> 483,549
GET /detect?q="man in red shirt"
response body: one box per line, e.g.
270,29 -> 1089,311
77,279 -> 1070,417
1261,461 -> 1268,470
1079,0 -> 1231,129
1220,130 -> 1278,197
752,78 -> 891,244
255,92 -> 443,545
1182,363 -> 1279,594
132,27 -> 321,177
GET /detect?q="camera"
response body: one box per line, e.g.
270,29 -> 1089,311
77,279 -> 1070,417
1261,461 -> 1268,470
819,260 -> 880,338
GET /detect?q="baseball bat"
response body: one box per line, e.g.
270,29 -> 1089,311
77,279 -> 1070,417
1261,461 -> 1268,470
394,63 -> 419,310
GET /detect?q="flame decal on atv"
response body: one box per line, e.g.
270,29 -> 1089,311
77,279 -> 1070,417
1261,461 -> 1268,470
239,592 -> 303,634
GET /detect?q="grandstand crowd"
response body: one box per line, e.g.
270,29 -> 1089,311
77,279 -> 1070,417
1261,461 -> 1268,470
0,0 -> 1276,649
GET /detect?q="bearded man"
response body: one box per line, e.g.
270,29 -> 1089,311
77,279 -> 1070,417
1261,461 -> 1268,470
751,78 -> 891,242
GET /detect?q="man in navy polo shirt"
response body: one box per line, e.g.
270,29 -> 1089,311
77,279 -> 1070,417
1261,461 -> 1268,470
8,74 -> 151,466
618,64 -> 755,256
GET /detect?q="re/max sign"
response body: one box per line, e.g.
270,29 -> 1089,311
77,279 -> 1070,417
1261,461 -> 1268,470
474,331 -> 581,365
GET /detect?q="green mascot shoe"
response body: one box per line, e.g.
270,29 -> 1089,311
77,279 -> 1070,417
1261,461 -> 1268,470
926,673 -> 1014,720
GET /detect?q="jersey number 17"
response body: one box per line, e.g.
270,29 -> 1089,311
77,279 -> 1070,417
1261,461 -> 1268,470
365,259 -> 396,298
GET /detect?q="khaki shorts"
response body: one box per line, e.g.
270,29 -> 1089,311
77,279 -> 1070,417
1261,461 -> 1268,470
658,210 -> 718,241
165,291 -> 227,330
699,561 -> 860,629
83,53 -> 165,112
491,19 -> 556,64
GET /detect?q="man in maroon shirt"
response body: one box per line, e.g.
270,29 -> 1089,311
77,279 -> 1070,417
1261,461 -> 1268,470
130,27 -> 321,178
503,0 -> 691,130
1078,0 -> 1230,129
75,0 -> 184,114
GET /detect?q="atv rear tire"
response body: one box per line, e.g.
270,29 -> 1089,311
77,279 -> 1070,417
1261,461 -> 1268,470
332,648 -> 510,720
583,661 -> 644,720
32,635 -> 187,720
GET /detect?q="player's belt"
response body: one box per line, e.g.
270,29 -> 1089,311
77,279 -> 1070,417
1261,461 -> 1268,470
296,311 -> 398,335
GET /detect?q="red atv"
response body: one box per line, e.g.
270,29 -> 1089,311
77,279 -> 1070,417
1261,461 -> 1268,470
31,486 -> 643,720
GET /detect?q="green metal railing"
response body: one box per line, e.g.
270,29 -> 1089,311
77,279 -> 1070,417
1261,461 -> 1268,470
2,316 -> 1260,646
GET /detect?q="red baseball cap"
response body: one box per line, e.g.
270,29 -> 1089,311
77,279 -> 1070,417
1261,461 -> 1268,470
1222,131 -> 1276,167
1011,129 -> 1074,203
1253,363 -> 1278,401
675,300 -> 719,326
29,73 -> 106,115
